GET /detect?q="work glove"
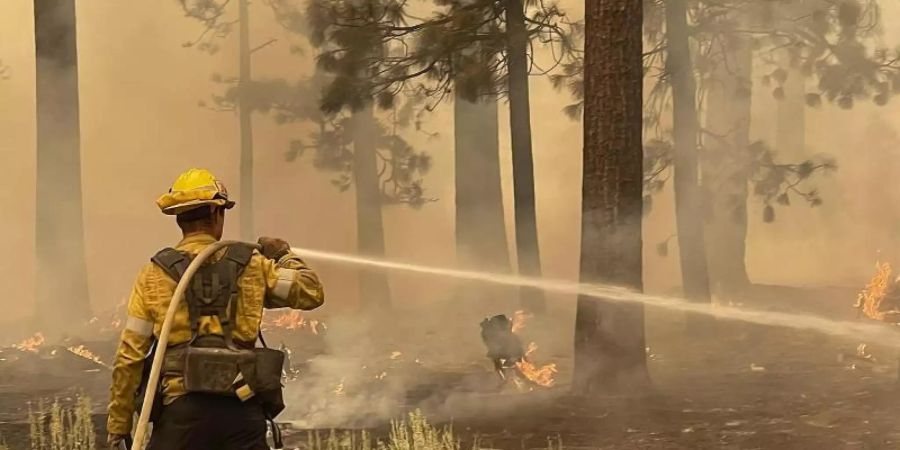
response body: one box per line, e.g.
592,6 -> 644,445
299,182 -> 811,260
107,433 -> 129,449
258,237 -> 291,261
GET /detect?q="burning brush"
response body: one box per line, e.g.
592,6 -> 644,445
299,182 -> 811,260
480,312 -> 557,389
264,310 -> 327,335
13,333 -> 46,353
855,262 -> 900,323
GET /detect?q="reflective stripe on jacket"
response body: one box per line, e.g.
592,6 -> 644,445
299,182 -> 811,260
106,234 -> 324,435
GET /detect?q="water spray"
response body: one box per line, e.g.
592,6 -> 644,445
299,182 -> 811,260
129,245 -> 896,448
292,247 -> 900,344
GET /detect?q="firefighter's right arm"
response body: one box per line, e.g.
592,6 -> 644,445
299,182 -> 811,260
107,266 -> 155,436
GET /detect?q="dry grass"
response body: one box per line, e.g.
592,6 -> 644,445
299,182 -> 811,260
380,410 -> 460,450
300,410 -> 563,450
302,410 -> 464,450
20,398 -> 556,450
28,392 -> 95,450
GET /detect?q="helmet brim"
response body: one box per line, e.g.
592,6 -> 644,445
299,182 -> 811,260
161,198 -> 233,216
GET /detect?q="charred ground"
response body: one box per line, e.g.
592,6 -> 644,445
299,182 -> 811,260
1,285 -> 899,449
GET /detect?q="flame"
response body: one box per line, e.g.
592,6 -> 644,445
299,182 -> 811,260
266,310 -> 324,334
67,345 -> 112,369
515,342 -> 558,387
856,262 -> 900,322
511,310 -> 531,334
14,333 -> 45,353
502,311 -> 557,388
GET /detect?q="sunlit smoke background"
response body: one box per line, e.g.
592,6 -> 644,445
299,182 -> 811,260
3,0 -> 900,427
4,0 -> 900,317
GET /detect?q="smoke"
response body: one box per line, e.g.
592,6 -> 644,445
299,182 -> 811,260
6,0 -> 900,434
279,292 -> 564,428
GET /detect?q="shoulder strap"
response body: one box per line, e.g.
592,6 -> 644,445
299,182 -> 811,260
224,244 -> 254,276
222,244 -> 255,347
181,243 -> 256,348
151,248 -> 191,282
221,244 -> 270,349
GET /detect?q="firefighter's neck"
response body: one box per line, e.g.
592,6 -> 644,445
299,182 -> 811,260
182,222 -> 223,241
182,229 -> 220,241
179,209 -> 225,240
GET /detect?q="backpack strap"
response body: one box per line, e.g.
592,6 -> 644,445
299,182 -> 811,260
224,243 -> 254,271
151,248 -> 191,282
220,244 -> 254,348
152,244 -> 256,349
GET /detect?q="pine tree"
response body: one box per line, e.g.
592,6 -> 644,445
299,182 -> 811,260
302,0 -> 578,311
573,0 -> 648,393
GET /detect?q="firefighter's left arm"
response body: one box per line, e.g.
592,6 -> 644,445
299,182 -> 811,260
107,265 -> 156,436
263,252 -> 325,310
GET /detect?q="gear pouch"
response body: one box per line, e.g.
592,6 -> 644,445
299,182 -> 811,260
183,346 -> 256,395
251,347 -> 286,417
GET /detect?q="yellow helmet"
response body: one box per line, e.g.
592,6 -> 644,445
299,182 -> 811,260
156,168 -> 236,215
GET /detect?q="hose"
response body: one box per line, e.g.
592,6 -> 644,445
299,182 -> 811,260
131,240 -> 256,449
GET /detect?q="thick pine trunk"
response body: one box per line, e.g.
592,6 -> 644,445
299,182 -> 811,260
454,93 -> 510,271
34,0 -> 91,329
665,0 -> 712,312
573,0 -> 648,394
505,0 -> 544,312
238,0 -> 255,241
353,106 -> 391,309
702,33 -> 752,297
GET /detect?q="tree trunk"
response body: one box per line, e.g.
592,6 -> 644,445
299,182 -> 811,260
238,0 -> 255,241
665,0 -> 712,315
573,0 -> 648,394
353,106 -> 391,309
454,93 -> 510,271
34,0 -> 91,330
776,58 -> 805,159
772,0 -> 806,161
505,0 -> 544,312
702,32 -> 752,297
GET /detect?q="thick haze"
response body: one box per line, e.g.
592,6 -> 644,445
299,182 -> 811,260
1,0 -> 899,320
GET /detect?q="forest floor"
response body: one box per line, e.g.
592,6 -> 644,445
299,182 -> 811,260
2,283 -> 900,449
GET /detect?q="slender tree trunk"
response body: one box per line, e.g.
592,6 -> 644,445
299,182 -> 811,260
665,0 -> 712,316
773,0 -> 806,161
573,0 -> 648,394
776,58 -> 805,159
34,0 -> 91,330
455,93 -> 510,271
505,0 -> 544,312
238,0 -> 255,241
353,106 -> 391,309
702,33 -> 752,297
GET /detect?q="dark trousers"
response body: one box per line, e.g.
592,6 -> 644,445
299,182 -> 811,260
148,394 -> 269,450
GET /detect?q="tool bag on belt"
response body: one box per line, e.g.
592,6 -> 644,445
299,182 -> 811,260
149,244 -> 286,420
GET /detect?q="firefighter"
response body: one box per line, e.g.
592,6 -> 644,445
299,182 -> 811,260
106,168 -> 325,449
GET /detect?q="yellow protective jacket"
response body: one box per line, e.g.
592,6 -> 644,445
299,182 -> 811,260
106,234 -> 324,435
